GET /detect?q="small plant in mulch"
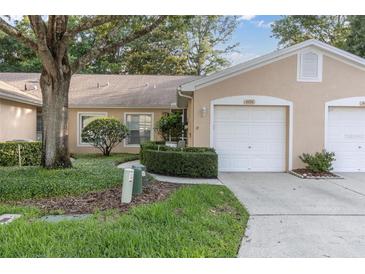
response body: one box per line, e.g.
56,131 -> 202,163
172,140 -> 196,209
291,150 -> 341,179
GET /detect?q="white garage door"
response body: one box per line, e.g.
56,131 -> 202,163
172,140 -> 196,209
327,107 -> 365,172
213,105 -> 287,172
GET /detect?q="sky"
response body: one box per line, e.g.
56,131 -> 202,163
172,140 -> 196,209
227,15 -> 282,65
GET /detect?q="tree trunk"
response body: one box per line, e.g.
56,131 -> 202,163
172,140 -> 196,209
40,69 -> 72,168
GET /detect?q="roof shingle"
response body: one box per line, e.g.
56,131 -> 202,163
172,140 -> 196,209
0,73 -> 199,108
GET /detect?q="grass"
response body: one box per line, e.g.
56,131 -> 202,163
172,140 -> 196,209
0,153 -> 139,201
0,185 -> 248,257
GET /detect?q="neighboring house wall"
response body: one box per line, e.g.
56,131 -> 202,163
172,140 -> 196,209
190,54 -> 365,169
0,98 -> 37,142
68,108 -> 170,154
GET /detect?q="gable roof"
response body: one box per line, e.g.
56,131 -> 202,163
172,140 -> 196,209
179,39 -> 365,92
0,73 -> 198,108
0,80 -> 41,106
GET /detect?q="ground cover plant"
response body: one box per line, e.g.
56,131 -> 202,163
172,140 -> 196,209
0,185 -> 248,258
0,153 -> 139,201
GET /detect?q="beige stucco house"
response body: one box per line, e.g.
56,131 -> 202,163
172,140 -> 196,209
1,39 -> 365,172
178,39 -> 365,172
0,73 -> 196,154
0,81 -> 41,142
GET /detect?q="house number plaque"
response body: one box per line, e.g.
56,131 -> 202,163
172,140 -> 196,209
243,99 -> 255,105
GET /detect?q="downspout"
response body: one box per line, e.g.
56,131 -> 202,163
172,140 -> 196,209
177,90 -> 193,100
177,89 -> 193,144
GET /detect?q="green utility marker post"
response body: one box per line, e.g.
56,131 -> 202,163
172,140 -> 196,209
132,168 -> 142,195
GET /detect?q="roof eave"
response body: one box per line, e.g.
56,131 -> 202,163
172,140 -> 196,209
0,91 -> 42,107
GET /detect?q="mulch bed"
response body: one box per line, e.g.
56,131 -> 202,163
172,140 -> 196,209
290,168 -> 342,179
9,181 -> 181,214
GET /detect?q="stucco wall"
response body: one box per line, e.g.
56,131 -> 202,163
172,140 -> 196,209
0,98 -> 37,142
68,108 -> 170,154
190,53 -> 365,169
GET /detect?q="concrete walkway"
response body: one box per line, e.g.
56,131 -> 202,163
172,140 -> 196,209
118,160 -> 222,185
219,172 -> 365,258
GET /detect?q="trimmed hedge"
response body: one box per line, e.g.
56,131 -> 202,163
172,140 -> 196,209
140,142 -> 218,178
0,142 -> 42,166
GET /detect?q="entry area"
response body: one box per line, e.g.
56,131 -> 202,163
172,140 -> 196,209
213,105 -> 287,172
327,106 -> 365,172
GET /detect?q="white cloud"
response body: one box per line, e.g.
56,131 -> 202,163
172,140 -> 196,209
252,20 -> 273,29
226,51 -> 260,66
238,15 -> 256,21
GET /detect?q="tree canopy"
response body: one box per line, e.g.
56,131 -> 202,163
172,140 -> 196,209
345,16 -> 365,58
0,16 -> 240,76
271,16 -> 350,49
271,15 -> 365,58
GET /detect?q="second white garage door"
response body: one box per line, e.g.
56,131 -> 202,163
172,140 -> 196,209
327,107 -> 365,172
213,105 -> 287,172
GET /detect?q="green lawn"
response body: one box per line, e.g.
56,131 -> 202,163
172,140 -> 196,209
0,153 -> 139,201
0,185 -> 248,257
0,153 -> 248,257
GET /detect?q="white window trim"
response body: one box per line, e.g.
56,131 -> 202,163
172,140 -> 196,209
210,95 -> 293,171
77,112 -> 107,147
123,112 -> 154,148
297,48 -> 323,82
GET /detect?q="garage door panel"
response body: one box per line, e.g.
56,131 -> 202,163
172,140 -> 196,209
213,105 -> 287,172
328,127 -> 365,142
327,142 -> 365,153
251,157 -> 286,171
218,155 -> 250,172
332,156 -> 365,172
214,123 -> 250,138
249,143 -> 286,155
327,107 -> 365,172
249,108 -> 285,122
250,124 -> 286,140
214,106 -> 250,122
214,142 -> 251,154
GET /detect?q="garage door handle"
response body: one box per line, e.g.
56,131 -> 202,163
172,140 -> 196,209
248,146 -> 252,149
359,146 -> 362,149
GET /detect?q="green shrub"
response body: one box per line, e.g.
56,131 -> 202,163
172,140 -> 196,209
81,117 -> 128,156
142,149 -> 218,178
140,141 -> 216,164
299,150 -> 336,172
139,141 -> 164,162
156,112 -> 184,141
0,142 -> 41,167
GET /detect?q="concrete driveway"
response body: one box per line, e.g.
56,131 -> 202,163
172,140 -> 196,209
219,172 -> 365,257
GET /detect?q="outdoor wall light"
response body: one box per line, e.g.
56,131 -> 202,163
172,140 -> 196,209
200,106 -> 207,117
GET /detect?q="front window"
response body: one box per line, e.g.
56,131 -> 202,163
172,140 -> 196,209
125,113 -> 153,146
78,112 -> 107,145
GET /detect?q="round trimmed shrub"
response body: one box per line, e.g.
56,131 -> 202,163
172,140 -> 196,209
81,117 -> 128,156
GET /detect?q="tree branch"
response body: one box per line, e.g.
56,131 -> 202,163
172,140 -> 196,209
0,17 -> 38,51
71,16 -> 166,73
65,15 -> 121,38
28,15 -> 58,78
